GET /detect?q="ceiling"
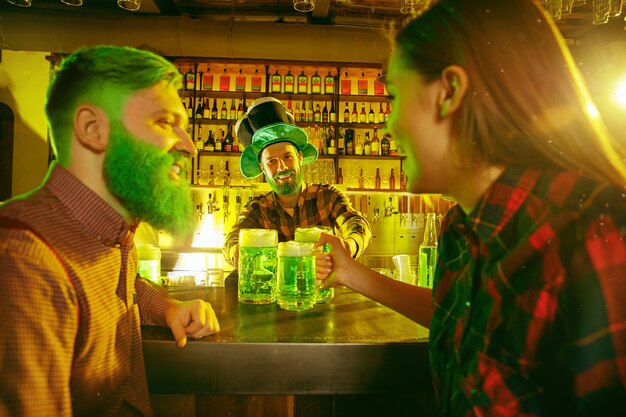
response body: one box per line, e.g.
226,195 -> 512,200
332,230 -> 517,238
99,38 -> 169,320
1,0 -> 624,43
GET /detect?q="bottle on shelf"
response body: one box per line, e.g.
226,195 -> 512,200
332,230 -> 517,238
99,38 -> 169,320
327,126 -> 336,155
381,132 -> 391,156
202,98 -> 210,119
322,102 -> 329,123
384,102 -> 391,122
341,71 -> 352,95
297,70 -> 308,94
220,68 -> 230,91
194,127 -> 203,151
329,100 -> 336,123
286,100 -> 294,115
229,99 -> 236,120
359,103 -> 367,123
375,168 -> 381,189
314,104 -> 322,123
232,134 -> 240,153
204,130 -> 215,152
337,167 -> 343,184
294,101 -> 300,122
185,67 -> 195,91
351,103 -> 358,123
389,168 -> 396,190
251,68 -> 263,92
215,129 -> 223,151
400,170 -> 407,189
184,97 -> 193,119
310,125 -> 322,153
306,101 -> 314,122
223,125 -> 233,152
202,67 -> 213,91
211,99 -> 218,119
324,70 -> 335,94
301,101 -> 307,122
220,100 -> 228,120
195,100 -> 203,119
345,129 -> 354,155
354,133 -> 363,156
418,213 -> 438,288
311,71 -> 322,94
363,132 -> 371,156
343,103 -> 350,123
368,103 -> 375,124
237,100 -> 244,119
371,128 -> 380,156
320,125 -> 328,155
389,135 -> 398,156
378,102 -> 385,124
374,73 -> 385,96
358,72 -> 368,95
235,68 -> 246,92
284,70 -> 295,94
271,68 -> 282,93
336,127 -> 345,156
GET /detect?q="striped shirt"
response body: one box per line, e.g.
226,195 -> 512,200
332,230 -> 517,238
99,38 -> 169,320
0,163 -> 175,417
431,166 -> 626,416
223,183 -> 371,266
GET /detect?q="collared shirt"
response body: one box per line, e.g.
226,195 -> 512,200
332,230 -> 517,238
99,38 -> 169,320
223,183 -> 371,266
431,166 -> 626,416
0,163 -> 175,417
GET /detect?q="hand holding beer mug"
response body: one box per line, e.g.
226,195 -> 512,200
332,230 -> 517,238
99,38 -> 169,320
295,225 -> 335,303
276,241 -> 317,311
238,229 -> 278,304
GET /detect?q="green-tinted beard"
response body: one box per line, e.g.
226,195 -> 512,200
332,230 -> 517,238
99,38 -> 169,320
267,169 -> 303,195
103,125 -> 195,236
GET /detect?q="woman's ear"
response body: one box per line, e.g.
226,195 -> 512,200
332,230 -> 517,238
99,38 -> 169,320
73,104 -> 110,153
437,65 -> 468,119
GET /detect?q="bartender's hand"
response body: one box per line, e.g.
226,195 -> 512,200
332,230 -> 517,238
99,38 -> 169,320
165,299 -> 220,348
315,233 -> 355,287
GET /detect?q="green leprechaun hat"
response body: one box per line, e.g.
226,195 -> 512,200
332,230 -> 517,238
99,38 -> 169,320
236,97 -> 318,179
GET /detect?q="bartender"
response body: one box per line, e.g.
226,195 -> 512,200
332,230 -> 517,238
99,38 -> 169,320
222,97 -> 371,268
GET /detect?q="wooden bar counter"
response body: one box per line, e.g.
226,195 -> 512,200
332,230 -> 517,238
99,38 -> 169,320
142,284 -> 434,417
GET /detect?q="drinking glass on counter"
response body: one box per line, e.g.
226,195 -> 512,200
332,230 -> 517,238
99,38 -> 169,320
238,228 -> 278,304
276,241 -> 317,311
295,225 -> 335,303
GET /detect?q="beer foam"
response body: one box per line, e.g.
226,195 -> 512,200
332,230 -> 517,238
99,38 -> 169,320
278,241 -> 315,257
295,226 -> 332,243
239,228 -> 278,247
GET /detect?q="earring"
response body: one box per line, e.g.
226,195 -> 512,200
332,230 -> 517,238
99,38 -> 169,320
439,100 -> 449,118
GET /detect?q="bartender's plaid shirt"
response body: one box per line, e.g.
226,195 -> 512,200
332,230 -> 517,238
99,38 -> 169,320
223,183 -> 371,266
431,166 -> 626,416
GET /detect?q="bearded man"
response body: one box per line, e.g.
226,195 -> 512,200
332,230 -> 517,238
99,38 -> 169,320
223,97 -> 371,274
0,46 -> 219,417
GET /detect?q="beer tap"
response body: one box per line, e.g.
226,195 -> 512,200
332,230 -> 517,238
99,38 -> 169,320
223,192 -> 230,221
196,203 -> 204,221
384,196 -> 395,217
235,194 -> 242,216
206,193 -> 218,215
372,208 -> 380,224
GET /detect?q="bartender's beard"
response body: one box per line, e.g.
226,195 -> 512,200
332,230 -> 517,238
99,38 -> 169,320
103,124 -> 195,237
266,168 -> 303,196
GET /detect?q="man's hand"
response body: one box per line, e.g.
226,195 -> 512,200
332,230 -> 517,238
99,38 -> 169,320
165,299 -> 220,348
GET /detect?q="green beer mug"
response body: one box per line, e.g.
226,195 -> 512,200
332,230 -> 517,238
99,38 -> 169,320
238,228 -> 278,304
276,241 -> 317,311
294,225 -> 335,303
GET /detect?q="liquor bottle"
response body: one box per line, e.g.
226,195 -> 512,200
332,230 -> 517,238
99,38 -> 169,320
363,131 -> 371,156
378,102 -> 385,124
389,135 -> 398,156
184,98 -> 193,119
337,167 -> 343,184
354,133 -> 363,156
329,100 -> 336,123
324,70 -> 335,94
219,68 -> 230,91
185,67 -> 195,91
343,103 -> 350,123
341,71 -> 352,95
371,127 -> 380,156
336,127 -> 345,156
271,69 -> 282,93
418,213 -> 438,288
351,103 -> 358,123
301,101 -> 307,122
211,99 -> 218,119
389,168 -> 396,190
215,129 -> 223,151
359,103 -> 367,123
194,127 -> 203,151
251,68 -> 263,92
294,101 -> 300,122
229,99 -> 236,120
202,67 -> 213,91
374,73 -> 385,96
400,170 -> 407,189
232,134 -> 239,153
220,101 -> 228,120
223,125 -> 233,152
202,98 -> 210,119
322,102 -> 328,123
345,129 -> 354,155
235,68 -> 246,92
358,72 -> 368,95
314,104 -> 322,123
384,102 -> 391,122
284,70 -> 295,94
381,132 -> 390,156
368,104 -> 375,124
195,100 -> 203,119
320,125 -> 328,155
310,125 -> 321,153
375,168 -> 381,189
237,100 -> 244,119
203,130 -> 215,152
286,100 -> 293,115
311,70 -> 322,94
297,70 -> 308,94
306,101 -> 314,122
327,127 -> 336,155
